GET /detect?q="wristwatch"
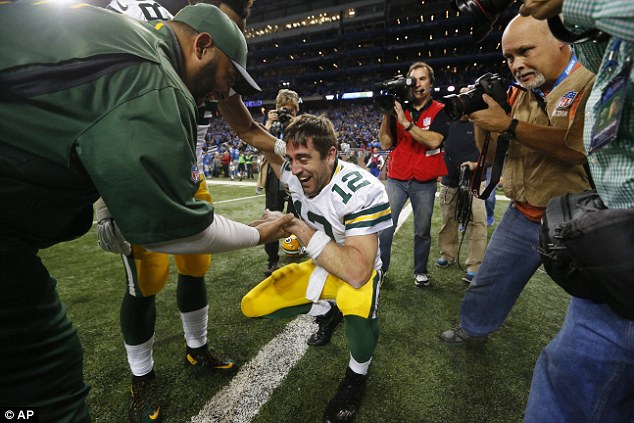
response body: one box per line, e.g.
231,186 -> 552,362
500,118 -> 518,139
405,122 -> 415,132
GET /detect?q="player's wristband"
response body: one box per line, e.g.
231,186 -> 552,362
305,231 -> 331,260
274,138 -> 286,157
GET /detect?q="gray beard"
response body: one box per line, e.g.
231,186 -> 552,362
516,71 -> 546,90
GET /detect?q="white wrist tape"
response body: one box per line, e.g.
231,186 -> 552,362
274,138 -> 286,157
305,231 -> 331,260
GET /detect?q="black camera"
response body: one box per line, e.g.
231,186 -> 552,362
452,0 -> 516,43
373,76 -> 416,114
442,73 -> 510,121
276,107 -> 293,125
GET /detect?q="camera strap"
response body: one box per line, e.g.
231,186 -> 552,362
470,131 -> 510,200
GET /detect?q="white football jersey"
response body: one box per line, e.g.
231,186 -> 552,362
106,0 -> 173,22
280,159 -> 392,271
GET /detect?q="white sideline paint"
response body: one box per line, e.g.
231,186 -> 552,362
192,203 -> 413,422
190,316 -> 316,423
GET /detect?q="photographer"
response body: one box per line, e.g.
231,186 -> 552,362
258,89 -> 300,276
440,15 -> 595,344
435,111 -> 487,284
378,61 -> 448,286
520,0 -> 634,421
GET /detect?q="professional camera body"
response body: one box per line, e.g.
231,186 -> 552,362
276,107 -> 293,125
452,0 -> 517,43
373,75 -> 415,114
442,72 -> 509,121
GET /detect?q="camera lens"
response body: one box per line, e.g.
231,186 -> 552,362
442,87 -> 487,121
373,94 -> 395,114
452,0 -> 515,43
442,94 -> 469,121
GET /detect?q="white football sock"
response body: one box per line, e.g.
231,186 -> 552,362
308,300 -> 332,317
125,335 -> 154,377
348,353 -> 372,376
180,305 -> 208,349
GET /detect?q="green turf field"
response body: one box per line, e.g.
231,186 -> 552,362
40,181 -> 570,423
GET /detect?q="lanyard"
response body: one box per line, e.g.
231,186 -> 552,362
532,53 -> 578,99
603,39 -> 623,73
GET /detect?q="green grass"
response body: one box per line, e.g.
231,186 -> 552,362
40,183 -> 570,423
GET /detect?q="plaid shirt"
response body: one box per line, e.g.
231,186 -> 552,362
564,0 -> 634,208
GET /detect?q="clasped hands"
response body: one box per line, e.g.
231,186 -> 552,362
250,209 -> 308,246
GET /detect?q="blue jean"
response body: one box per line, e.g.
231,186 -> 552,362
525,298 -> 634,422
379,178 -> 437,275
460,203 -> 542,336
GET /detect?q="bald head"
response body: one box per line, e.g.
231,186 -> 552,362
502,15 -> 571,91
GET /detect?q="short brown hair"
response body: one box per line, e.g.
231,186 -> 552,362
407,61 -> 435,84
284,114 -> 337,159
275,89 -> 300,111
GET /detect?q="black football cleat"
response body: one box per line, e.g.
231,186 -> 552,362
307,302 -> 343,347
128,372 -> 161,423
323,367 -> 367,423
184,345 -> 236,372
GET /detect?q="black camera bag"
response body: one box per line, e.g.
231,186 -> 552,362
538,190 -> 634,320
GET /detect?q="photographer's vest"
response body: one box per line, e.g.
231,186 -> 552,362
387,100 -> 447,182
503,64 -> 594,211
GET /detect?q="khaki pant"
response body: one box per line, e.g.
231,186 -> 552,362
437,184 -> 487,273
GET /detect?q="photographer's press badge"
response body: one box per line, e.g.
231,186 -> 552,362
589,40 -> 631,154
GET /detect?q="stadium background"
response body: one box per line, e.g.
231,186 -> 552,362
42,1 -> 574,422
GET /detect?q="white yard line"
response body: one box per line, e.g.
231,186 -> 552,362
190,316 -> 316,423
191,203 -> 413,422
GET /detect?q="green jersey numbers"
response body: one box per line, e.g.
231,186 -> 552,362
281,159 -> 392,271
332,171 -> 371,204
106,0 -> 174,22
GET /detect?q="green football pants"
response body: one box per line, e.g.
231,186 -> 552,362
0,249 -> 90,422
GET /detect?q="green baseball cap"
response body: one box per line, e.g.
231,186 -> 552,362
173,4 -> 261,96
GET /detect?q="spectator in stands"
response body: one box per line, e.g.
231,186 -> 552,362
435,114 -> 487,284
365,146 -> 385,178
245,150 -> 254,179
440,15 -> 594,345
378,61 -> 449,286
221,147 -> 231,177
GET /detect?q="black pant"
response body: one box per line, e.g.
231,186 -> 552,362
264,170 -> 296,265
0,250 -> 90,422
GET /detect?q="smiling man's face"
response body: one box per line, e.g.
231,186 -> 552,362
285,137 -> 336,198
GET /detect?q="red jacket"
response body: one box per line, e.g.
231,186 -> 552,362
387,100 -> 447,182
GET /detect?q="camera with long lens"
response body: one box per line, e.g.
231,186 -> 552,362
442,72 -> 510,121
452,0 -> 517,43
276,107 -> 293,125
373,76 -> 416,114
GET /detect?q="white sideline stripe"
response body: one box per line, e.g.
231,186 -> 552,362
214,195 -> 262,205
190,315 -> 317,423
191,203 -> 413,422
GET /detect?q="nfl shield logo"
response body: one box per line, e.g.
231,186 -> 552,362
557,91 -> 578,109
423,117 -> 431,127
191,164 -> 200,183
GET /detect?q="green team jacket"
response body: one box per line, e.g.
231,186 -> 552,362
0,0 -> 213,248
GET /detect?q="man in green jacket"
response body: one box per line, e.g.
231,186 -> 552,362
0,2 -> 291,421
